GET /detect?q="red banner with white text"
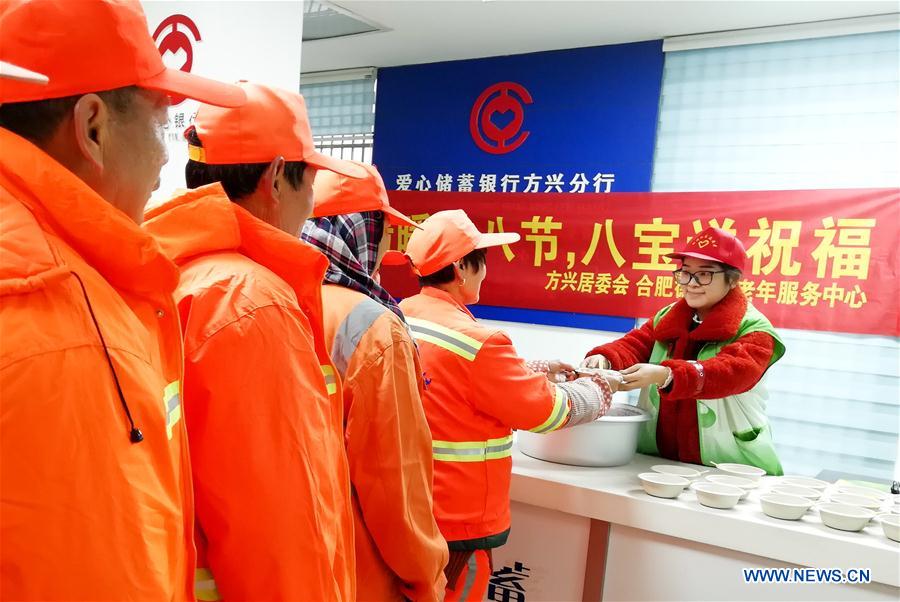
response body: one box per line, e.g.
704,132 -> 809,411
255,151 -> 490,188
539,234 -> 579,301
380,189 -> 899,336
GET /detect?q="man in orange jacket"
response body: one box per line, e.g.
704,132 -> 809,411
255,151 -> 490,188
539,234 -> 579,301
143,81 -> 363,601
301,163 -> 449,601
0,1 -> 244,600
393,210 -> 619,602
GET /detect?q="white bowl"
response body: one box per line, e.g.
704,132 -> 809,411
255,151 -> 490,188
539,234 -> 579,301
760,493 -> 814,520
706,474 -> 758,491
881,514 -> 900,542
518,404 -> 650,467
771,485 -> 822,501
830,493 -> 883,511
780,476 -> 830,491
693,482 -> 744,509
705,475 -> 754,499
818,503 -> 876,532
652,464 -> 706,481
835,485 -> 890,502
639,472 -> 689,499
714,463 -> 766,482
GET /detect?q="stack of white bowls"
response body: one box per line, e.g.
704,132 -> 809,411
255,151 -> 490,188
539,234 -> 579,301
635,463 -> 900,542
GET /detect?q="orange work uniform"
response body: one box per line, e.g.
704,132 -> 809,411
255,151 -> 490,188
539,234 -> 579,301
400,287 -> 572,548
0,128 -> 195,601
321,283 -> 448,601
144,184 -> 355,601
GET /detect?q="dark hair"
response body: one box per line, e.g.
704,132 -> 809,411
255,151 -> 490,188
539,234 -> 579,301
0,86 -> 139,144
184,126 -> 306,201
723,266 -> 742,286
419,248 -> 487,287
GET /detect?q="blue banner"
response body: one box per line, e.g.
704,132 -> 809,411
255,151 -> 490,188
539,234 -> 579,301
373,40 -> 664,195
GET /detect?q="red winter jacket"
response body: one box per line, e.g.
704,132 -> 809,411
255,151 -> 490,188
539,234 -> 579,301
586,289 -> 775,464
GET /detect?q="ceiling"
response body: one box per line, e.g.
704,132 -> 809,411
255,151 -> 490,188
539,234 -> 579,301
301,0 -> 898,73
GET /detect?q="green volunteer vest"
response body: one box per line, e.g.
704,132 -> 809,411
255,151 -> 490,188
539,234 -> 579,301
636,302 -> 786,475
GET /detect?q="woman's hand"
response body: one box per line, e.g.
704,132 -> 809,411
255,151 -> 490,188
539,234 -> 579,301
596,370 -> 624,393
619,363 -> 671,391
581,354 -> 609,369
548,360 -> 577,383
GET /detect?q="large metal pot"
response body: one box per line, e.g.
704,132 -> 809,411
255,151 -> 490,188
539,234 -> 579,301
517,403 -> 650,467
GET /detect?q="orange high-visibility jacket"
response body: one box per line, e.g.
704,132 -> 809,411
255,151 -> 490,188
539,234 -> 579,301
399,287 -> 572,548
320,284 -> 448,601
0,129 -> 194,601
144,185 -> 355,602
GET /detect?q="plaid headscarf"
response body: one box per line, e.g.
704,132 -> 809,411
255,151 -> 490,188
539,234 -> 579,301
300,211 -> 405,320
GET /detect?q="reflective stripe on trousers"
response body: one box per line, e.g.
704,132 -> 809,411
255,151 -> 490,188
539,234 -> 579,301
432,435 -> 514,462
407,317 -> 483,361
195,568 -> 220,601
445,549 -> 492,602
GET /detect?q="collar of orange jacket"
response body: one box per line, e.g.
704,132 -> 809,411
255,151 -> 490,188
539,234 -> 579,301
144,184 -> 329,302
0,127 -> 178,295
420,286 -> 477,320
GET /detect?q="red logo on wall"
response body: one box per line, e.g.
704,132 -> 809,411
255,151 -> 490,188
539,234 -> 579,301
469,82 -> 533,155
152,14 -> 202,106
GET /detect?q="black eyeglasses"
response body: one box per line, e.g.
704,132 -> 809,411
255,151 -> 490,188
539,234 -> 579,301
673,269 -> 725,286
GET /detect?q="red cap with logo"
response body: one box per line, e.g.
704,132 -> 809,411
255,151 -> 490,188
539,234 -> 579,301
0,0 -> 245,107
383,209 -> 520,276
312,161 -> 420,228
666,227 -> 748,272
187,81 -> 365,178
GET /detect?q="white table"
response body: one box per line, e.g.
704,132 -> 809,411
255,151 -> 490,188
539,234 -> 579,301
495,446 -> 900,601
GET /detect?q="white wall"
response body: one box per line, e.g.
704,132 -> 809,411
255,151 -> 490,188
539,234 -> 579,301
142,1 -> 304,205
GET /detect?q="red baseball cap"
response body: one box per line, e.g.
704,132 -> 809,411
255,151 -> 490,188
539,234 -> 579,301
384,209 -> 520,276
666,227 -> 748,272
312,162 -> 419,228
187,81 -> 365,178
0,61 -> 47,85
0,0 -> 245,107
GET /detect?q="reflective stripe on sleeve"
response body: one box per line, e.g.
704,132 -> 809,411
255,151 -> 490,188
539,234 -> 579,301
529,385 -> 570,434
407,317 -> 483,361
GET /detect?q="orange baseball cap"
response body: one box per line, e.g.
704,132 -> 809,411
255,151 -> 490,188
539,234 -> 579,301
312,161 -> 420,228
187,81 -> 365,178
0,61 -> 47,85
0,0 -> 245,107
384,209 -> 520,276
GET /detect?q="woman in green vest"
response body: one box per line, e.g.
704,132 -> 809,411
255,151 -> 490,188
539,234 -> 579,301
583,227 -> 786,474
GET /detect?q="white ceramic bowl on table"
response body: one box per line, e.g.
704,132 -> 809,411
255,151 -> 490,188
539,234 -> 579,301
771,484 -> 822,501
706,474 -> 758,491
713,463 -> 766,483
818,503 -> 876,532
881,514 -> 900,542
693,482 -> 744,509
639,472 -> 689,499
652,464 -> 707,482
760,493 -> 814,520
835,485 -> 890,502
517,403 -> 650,467
830,493 -> 883,512
779,476 -> 830,491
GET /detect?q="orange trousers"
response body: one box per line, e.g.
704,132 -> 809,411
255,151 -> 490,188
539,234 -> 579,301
445,549 -> 492,602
